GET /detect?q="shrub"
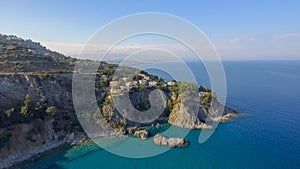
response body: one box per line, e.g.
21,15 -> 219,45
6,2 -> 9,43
46,106 -> 56,115
20,105 -> 28,115
24,94 -> 32,105
5,108 -> 14,117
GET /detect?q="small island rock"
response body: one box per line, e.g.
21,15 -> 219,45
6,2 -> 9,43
153,134 -> 188,147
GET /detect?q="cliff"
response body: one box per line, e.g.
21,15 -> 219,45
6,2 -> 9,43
168,95 -> 237,129
101,81 -> 237,134
0,74 -> 83,161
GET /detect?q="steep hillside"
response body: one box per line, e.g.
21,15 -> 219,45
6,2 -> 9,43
0,34 -> 113,163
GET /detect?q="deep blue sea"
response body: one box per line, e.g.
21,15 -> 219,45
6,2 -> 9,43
22,61 -> 300,169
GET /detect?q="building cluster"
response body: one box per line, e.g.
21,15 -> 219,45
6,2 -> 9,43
108,73 -> 163,95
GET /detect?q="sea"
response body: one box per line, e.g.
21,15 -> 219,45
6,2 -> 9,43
21,61 -> 300,169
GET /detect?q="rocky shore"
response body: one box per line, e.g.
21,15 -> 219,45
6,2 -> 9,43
133,130 -> 149,140
0,135 -> 87,169
153,134 -> 188,147
0,113 -> 239,169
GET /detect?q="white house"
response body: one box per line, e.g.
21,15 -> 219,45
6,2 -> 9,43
199,92 -> 206,97
139,80 -> 147,85
125,81 -> 137,88
149,81 -> 157,87
144,76 -> 150,80
167,81 -> 176,86
109,81 -> 119,87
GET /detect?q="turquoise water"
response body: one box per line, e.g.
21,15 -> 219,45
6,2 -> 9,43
22,61 -> 300,169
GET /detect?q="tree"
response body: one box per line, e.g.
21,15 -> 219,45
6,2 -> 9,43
20,105 -> 28,115
24,94 -> 32,105
5,108 -> 14,117
20,94 -> 32,115
46,106 -> 56,115
133,74 -> 142,81
199,85 -> 206,92
157,77 -> 164,84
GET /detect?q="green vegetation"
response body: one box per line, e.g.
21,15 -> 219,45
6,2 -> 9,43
5,108 -> 14,117
0,34 -> 75,73
45,106 -> 56,115
20,94 -> 32,115
20,105 -> 28,115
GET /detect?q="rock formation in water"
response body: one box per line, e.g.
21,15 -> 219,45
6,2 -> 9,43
153,134 -> 188,147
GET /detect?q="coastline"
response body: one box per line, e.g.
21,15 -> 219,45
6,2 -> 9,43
0,130 -> 123,169
0,114 -> 238,169
0,135 -> 88,169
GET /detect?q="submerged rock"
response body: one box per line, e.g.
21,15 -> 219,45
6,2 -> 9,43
153,134 -> 188,147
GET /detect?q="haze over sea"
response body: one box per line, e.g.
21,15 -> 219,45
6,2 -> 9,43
22,61 -> 300,169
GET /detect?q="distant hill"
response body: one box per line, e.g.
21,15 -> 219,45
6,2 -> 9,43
0,34 -> 76,73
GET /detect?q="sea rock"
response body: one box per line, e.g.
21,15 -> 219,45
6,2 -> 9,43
210,113 -> 238,122
153,134 -> 188,147
168,92 -> 238,129
126,127 -> 138,135
134,130 -> 149,140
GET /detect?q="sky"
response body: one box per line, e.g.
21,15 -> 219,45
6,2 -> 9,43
1,0 -> 300,60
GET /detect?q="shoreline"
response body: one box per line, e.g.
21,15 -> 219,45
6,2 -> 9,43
0,135 -> 88,169
0,114 -> 238,169
0,131 -> 122,169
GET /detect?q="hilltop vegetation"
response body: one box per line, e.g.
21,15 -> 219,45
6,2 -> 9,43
0,34 -> 77,73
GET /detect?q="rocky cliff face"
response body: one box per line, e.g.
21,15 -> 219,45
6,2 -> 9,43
0,74 -> 73,113
168,83 -> 237,130
0,74 -> 83,160
0,119 -> 55,160
168,99 -> 237,129
168,101 -> 214,129
101,82 -> 237,134
101,88 -> 170,133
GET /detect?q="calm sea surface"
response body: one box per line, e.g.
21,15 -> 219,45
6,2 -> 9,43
22,61 -> 300,169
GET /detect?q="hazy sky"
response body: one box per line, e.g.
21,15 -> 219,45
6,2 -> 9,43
1,0 -> 300,60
